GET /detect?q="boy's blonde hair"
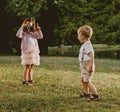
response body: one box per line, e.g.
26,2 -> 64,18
78,25 -> 93,39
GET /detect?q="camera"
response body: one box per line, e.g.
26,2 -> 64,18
23,26 -> 33,32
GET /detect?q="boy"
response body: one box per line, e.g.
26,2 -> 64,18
78,25 -> 100,101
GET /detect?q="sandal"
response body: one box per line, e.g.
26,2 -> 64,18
79,93 -> 90,98
28,80 -> 35,85
88,94 -> 100,101
23,81 -> 29,85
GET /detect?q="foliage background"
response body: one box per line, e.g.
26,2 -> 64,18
0,0 -> 120,54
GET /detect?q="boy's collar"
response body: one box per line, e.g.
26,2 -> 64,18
83,40 -> 91,45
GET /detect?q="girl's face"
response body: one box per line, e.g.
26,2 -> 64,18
78,32 -> 84,43
25,21 -> 33,26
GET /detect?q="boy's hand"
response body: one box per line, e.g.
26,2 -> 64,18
88,66 -> 93,73
88,52 -> 94,73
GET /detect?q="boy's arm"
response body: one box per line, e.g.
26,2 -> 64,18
88,52 -> 94,73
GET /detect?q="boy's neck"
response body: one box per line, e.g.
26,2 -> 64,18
83,38 -> 89,43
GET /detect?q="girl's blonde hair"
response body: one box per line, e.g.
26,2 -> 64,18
78,25 -> 93,39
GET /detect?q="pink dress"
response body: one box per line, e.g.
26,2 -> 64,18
16,27 -> 43,65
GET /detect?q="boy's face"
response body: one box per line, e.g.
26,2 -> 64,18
78,32 -> 84,43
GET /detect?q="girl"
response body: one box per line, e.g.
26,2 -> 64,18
16,17 -> 43,85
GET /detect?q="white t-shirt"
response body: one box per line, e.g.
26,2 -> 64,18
78,40 -> 94,61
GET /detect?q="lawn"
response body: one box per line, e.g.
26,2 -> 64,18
0,56 -> 120,112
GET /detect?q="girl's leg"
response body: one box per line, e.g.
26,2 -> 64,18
23,65 -> 30,85
23,65 -> 30,81
28,64 -> 34,81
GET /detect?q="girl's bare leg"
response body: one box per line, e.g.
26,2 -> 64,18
23,65 -> 30,81
28,64 -> 34,81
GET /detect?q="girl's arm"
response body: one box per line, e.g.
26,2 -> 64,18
33,30 -> 43,39
88,52 -> 94,73
16,27 -> 24,38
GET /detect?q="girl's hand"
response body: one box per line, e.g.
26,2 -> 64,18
21,23 -> 27,28
36,26 -> 41,30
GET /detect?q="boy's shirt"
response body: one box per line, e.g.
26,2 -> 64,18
78,40 -> 94,62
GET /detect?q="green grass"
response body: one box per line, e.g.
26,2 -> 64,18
0,56 -> 120,112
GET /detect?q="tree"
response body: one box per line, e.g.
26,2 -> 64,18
6,0 -> 46,18
5,0 -> 58,55
38,0 -> 58,54
54,0 -> 120,45
54,0 -> 108,45
54,0 -> 86,45
5,0 -> 85,54
0,0 -> 16,53
105,0 -> 120,44
1,0 -> 120,55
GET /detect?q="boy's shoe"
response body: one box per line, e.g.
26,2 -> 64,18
23,81 -> 29,85
88,94 -> 100,101
79,93 -> 90,98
